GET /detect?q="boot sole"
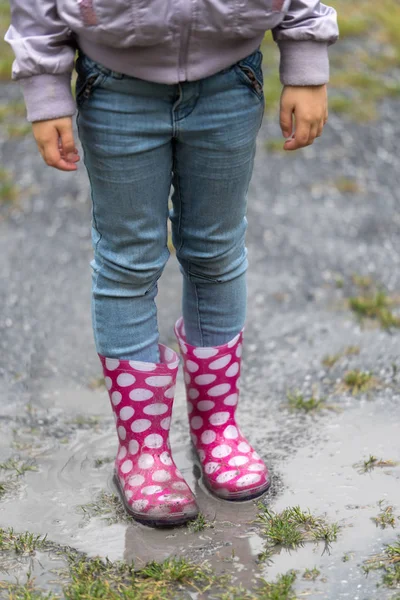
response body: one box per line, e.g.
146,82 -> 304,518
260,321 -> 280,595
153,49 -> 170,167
112,472 -> 199,528
192,447 -> 271,502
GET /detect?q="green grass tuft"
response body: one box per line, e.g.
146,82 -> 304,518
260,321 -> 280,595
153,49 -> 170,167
339,370 -> 379,395
286,391 -> 327,413
355,454 -> 398,474
256,505 -> 339,560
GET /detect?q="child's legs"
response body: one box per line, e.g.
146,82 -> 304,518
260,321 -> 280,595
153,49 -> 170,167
77,61 -> 175,361
170,54 -> 264,346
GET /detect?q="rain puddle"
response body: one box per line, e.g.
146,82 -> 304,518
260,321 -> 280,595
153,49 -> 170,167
1,376 -> 399,598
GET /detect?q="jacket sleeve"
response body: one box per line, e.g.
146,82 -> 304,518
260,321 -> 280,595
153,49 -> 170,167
272,0 -> 339,86
5,0 -> 77,122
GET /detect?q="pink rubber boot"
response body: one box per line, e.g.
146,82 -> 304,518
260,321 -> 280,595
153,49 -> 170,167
174,317 -> 270,501
99,344 -> 199,526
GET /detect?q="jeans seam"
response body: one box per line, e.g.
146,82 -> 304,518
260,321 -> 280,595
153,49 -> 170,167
172,151 -> 184,255
192,276 -> 204,346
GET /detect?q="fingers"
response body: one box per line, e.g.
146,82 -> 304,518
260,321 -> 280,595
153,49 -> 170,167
284,117 -> 327,151
279,99 -> 294,140
58,120 -> 80,165
284,120 -> 311,151
32,118 -> 79,172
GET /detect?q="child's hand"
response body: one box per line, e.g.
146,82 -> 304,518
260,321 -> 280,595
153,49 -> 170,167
279,85 -> 328,151
32,117 -> 80,171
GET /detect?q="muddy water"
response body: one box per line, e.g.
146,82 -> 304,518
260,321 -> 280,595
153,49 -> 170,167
1,376 -> 399,598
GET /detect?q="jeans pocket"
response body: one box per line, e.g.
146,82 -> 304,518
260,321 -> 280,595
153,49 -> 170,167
75,53 -> 118,109
234,49 -> 264,101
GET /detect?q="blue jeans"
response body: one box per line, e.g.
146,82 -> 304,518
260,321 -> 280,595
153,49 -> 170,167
76,48 -> 264,362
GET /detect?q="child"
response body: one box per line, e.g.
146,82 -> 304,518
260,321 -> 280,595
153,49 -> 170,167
6,0 -> 338,526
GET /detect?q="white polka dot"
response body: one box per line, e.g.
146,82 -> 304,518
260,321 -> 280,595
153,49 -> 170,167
197,400 -> 215,411
184,372 -> 191,385
160,451 -> 173,466
223,425 -> 239,439
128,474 -> 145,486
191,416 -> 203,430
201,430 -> 216,444
161,417 -> 171,430
216,470 -> 238,483
198,449 -> 206,462
186,360 -> 199,373
195,374 -> 217,385
209,355 -> 232,370
152,469 -> 171,482
144,433 -> 163,449
227,334 -> 240,348
229,455 -> 249,467
172,481 -> 188,491
224,393 -> 238,406
236,473 -> 261,487
143,403 -> 168,416
118,426 -> 126,440
238,441 -> 251,453
131,499 -> 149,511
117,373 -> 136,387
105,377 -> 112,390
226,363 -> 239,377
175,469 -> 184,479
204,462 -> 220,474
167,361 -> 179,370
142,485 -> 163,496
128,439 -> 139,455
191,433 -> 198,445
121,459 -> 133,474
128,361 -> 157,371
119,406 -> 135,421
193,347 -> 219,358
187,402 -> 193,414
209,411 -> 230,426
129,388 -> 154,401
248,463 -> 265,472
179,342 -> 188,354
164,385 -> 176,399
163,347 -> 174,362
131,419 -> 151,433
208,383 -> 231,397
105,358 -> 120,371
145,375 -> 172,387
125,489 -> 133,500
111,391 -> 122,406
118,446 -> 127,460
212,444 -> 232,458
188,388 -> 200,400
252,451 -> 261,460
236,344 -> 242,358
158,493 -> 185,502
138,454 -> 154,469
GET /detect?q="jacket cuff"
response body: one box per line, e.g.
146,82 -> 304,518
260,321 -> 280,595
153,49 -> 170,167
21,73 -> 76,122
278,40 -> 330,86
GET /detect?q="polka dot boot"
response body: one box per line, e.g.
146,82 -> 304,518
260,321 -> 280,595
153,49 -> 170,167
174,317 -> 271,501
99,344 -> 199,526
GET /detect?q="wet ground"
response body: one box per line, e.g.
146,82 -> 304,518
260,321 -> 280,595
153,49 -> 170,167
0,77 -> 399,599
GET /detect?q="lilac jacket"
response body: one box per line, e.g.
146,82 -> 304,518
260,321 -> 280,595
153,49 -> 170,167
5,0 -> 338,122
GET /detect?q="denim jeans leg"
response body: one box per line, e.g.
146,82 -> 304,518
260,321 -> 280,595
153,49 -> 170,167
170,59 -> 264,347
77,70 -> 175,361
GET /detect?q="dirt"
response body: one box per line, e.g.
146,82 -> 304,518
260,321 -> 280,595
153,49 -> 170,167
0,75 -> 399,599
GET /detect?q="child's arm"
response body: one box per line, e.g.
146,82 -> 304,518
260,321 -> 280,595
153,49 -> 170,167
272,0 -> 339,150
5,0 -> 78,170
